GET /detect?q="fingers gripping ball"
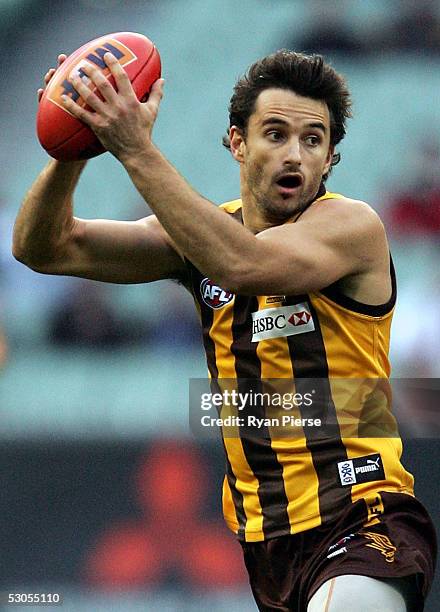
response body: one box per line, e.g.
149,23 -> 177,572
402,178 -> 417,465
36,32 -> 161,161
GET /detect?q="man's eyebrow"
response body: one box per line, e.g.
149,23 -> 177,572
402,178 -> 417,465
260,117 -> 289,127
307,121 -> 327,133
260,118 -> 327,133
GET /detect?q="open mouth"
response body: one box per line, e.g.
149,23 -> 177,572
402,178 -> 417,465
276,174 -> 303,189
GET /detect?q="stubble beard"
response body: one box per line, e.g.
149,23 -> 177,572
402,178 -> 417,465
249,175 -> 320,223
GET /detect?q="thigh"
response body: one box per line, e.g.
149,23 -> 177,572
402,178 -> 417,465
307,575 -> 407,612
303,493 -> 435,610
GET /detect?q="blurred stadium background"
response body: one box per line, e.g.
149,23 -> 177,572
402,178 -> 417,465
1,0 -> 439,610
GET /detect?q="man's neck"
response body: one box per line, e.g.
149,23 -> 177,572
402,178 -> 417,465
241,205 -> 278,234
240,182 -> 326,234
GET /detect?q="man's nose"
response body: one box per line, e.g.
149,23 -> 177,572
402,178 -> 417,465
284,139 -> 301,165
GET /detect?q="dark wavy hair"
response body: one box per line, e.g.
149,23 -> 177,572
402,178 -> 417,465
223,50 -> 352,179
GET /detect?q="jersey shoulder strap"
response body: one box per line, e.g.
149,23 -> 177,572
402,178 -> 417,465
219,199 -> 242,213
316,191 -> 345,202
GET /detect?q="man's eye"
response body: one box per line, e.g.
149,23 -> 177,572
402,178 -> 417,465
266,130 -> 283,141
305,135 -> 320,146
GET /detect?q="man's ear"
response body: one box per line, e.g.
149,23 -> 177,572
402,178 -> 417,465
229,126 -> 246,163
323,145 -> 335,176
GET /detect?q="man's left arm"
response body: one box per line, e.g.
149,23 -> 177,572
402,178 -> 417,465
124,145 -> 384,296
62,52 -> 384,295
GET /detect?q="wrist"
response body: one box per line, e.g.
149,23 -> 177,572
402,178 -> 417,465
49,158 -> 87,179
51,158 -> 88,169
120,142 -> 161,174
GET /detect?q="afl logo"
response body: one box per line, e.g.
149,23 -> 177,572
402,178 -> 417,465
200,278 -> 234,309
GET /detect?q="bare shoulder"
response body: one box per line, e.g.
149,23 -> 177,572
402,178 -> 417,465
308,195 -> 383,224
255,195 -> 390,297
301,195 -> 388,247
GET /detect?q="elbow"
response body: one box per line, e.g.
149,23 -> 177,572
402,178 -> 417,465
11,227 -> 33,267
225,275 -> 254,296
12,225 -> 65,273
216,258 -> 310,297
11,241 -> 29,266
215,261 -> 260,295
12,250 -> 40,271
12,242 -> 49,272
215,248 -> 289,295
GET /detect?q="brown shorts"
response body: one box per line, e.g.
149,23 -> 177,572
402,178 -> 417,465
240,492 -> 437,612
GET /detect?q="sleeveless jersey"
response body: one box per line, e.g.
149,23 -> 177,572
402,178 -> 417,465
186,191 -> 414,542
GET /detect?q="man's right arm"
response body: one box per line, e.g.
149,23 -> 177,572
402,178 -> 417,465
12,159 -> 186,284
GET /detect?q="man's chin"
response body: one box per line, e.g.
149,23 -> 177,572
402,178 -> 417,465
271,189 -> 303,212
260,199 -> 300,222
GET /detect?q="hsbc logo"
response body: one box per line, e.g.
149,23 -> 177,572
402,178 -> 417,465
251,303 -> 315,342
289,311 -> 312,326
200,278 -> 234,309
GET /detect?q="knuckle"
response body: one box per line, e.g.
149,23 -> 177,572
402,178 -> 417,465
82,66 -> 95,80
100,78 -> 112,91
115,68 -> 129,83
75,84 -> 90,101
97,117 -> 110,130
84,91 -> 96,105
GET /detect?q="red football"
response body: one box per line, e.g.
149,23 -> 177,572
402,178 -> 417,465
36,32 -> 161,161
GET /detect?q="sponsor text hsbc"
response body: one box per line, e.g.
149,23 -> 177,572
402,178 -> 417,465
251,303 -> 315,342
253,314 -> 286,335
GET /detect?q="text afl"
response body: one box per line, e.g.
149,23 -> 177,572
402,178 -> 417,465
200,278 -> 234,309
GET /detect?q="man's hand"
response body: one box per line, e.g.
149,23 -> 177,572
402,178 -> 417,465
61,52 -> 164,163
37,54 -> 68,102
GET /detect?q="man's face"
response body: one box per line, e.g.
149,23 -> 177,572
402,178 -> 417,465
231,88 -> 334,222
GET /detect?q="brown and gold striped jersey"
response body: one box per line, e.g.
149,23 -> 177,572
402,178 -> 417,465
186,191 -> 414,542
